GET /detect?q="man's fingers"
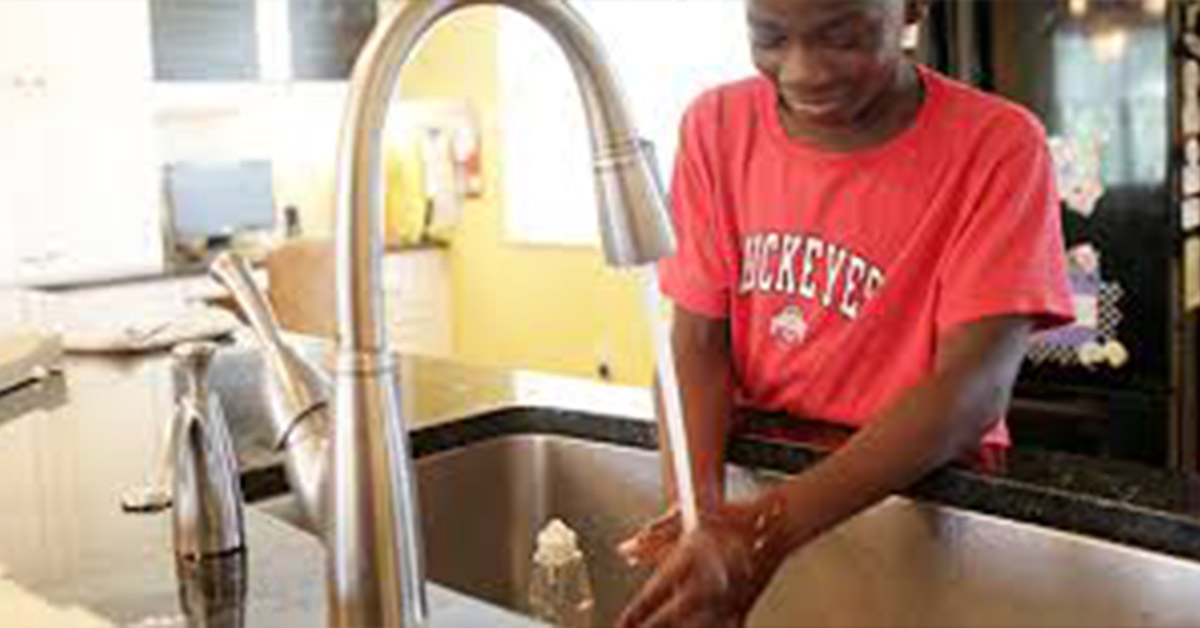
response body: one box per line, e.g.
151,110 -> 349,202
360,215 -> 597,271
616,548 -> 692,628
638,588 -> 703,628
639,508 -> 683,544
618,539 -> 657,567
626,539 -> 678,568
618,510 -> 683,566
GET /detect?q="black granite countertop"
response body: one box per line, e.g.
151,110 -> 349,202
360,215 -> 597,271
202,330 -> 1200,565
192,330 -> 1200,565
4,338 -> 1200,626
0,352 -> 536,628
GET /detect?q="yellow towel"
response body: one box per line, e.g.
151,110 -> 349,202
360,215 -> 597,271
384,129 -> 428,247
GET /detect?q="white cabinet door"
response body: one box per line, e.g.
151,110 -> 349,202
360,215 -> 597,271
0,85 -> 32,286
3,0 -> 164,287
40,0 -> 153,90
29,84 -> 164,286
0,1 -> 53,286
0,1 -> 47,81
0,79 -> 53,287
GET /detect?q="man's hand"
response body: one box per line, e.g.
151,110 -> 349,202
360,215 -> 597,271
618,506 -> 684,568
616,494 -> 786,628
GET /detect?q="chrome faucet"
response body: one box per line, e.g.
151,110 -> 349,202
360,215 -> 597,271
172,341 -> 249,628
214,1 -> 674,625
330,2 -> 673,625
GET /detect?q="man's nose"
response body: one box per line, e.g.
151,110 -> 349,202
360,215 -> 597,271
777,43 -> 838,92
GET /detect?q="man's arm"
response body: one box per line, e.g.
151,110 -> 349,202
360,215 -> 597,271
655,304 -> 738,510
619,304 -> 741,568
617,315 -> 1036,628
766,314 -> 1034,553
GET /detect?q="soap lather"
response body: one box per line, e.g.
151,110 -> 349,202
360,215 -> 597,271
529,518 -> 595,628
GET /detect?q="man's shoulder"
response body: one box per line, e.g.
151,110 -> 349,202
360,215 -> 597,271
924,66 -> 1048,148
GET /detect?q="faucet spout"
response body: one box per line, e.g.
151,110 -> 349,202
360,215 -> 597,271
331,1 -> 675,625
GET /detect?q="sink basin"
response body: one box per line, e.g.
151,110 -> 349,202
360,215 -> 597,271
258,432 -> 1200,627
216,335 -> 1200,626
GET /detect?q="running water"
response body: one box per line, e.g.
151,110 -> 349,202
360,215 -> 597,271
639,266 -> 699,532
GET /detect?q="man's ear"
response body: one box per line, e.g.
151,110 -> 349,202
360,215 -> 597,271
905,0 -> 930,25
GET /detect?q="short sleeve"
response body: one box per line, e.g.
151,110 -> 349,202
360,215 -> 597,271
937,134 -> 1075,334
658,100 -> 733,319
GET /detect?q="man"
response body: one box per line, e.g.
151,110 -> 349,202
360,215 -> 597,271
616,1 -> 1074,626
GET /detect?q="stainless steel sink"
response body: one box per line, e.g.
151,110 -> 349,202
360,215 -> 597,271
259,433 -> 1200,627
219,337 -> 1200,626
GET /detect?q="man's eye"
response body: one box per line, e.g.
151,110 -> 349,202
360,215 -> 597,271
751,30 -> 786,50
820,24 -> 866,49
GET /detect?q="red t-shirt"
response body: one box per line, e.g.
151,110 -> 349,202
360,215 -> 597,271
658,65 -> 1074,447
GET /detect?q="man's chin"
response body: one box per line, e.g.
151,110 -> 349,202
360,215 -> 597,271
783,103 -> 854,131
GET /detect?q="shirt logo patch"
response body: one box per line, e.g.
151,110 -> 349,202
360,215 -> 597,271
770,305 -> 809,346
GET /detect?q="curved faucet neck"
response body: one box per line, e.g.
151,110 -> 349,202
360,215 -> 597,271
335,0 -> 646,354
328,2 -> 672,625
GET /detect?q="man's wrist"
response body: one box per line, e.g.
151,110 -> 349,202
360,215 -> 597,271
746,488 -> 790,586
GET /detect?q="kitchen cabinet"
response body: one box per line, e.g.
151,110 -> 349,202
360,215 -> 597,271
259,241 -> 452,356
0,1 -> 164,287
29,89 -> 164,286
149,0 -> 379,83
0,2 -> 46,82
0,0 -> 47,287
289,0 -> 377,80
382,249 -> 454,358
150,0 -> 258,81
0,76 -> 43,287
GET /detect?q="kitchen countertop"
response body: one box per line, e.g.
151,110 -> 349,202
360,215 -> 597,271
221,334 -> 1200,563
3,339 -> 1200,626
0,352 -> 535,628
383,402 -> 1200,562
30,240 -> 447,294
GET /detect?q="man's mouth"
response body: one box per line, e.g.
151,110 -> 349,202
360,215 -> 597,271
781,92 -> 847,120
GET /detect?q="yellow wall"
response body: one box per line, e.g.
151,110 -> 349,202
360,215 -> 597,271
397,7 -> 654,386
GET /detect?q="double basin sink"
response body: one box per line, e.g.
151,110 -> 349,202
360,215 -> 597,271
215,342 -> 1200,627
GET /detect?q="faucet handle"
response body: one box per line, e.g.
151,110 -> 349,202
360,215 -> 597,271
175,341 -> 218,415
209,250 -> 330,448
172,341 -> 246,561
